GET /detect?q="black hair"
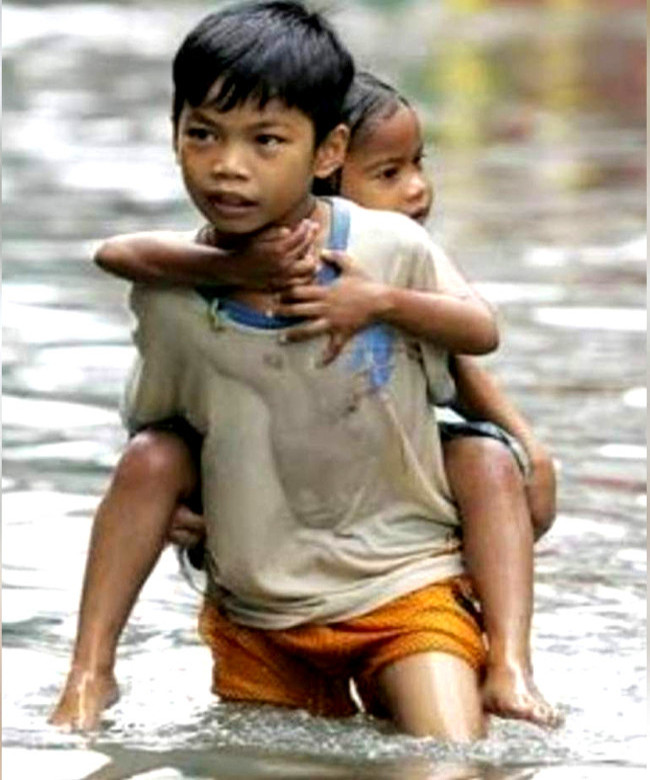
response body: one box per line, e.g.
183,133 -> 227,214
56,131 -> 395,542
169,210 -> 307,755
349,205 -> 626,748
313,70 -> 410,196
344,71 -> 409,147
172,1 -> 355,146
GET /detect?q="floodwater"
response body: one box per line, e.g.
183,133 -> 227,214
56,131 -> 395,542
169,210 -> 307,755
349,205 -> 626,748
2,1 -> 646,779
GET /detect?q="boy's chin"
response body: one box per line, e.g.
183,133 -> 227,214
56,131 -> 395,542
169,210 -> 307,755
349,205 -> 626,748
204,215 -> 271,242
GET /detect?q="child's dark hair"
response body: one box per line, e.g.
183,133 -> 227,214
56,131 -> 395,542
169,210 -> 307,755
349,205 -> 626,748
172,1 -> 354,146
314,71 -> 409,196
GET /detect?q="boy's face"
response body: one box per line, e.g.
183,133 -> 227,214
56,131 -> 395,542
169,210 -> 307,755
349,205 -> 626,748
340,105 -> 433,224
175,87 -> 341,240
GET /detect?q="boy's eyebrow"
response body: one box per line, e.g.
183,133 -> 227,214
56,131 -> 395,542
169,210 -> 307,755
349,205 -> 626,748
187,107 -> 296,131
250,118 -> 296,131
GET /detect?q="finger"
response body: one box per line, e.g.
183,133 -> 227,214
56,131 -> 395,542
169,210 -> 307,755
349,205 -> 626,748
169,517 -> 206,540
274,301 -> 325,319
320,332 -> 348,365
265,242 -> 319,292
271,273 -> 317,293
282,274 -> 317,290
283,257 -> 318,281
277,228 -> 320,267
279,245 -> 318,275
170,507 -> 207,535
286,219 -> 319,248
258,219 -> 314,252
268,276 -> 292,293
279,285 -> 326,303
252,227 -> 302,259
280,318 -> 330,343
273,221 -> 311,252
168,529 -> 204,547
255,225 -> 292,244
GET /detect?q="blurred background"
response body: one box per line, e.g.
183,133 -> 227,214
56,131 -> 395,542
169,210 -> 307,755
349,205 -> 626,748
2,1 -> 646,779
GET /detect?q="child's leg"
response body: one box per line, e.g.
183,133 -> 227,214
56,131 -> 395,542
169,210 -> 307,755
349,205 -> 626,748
50,430 -> 198,731
376,651 -> 486,741
443,435 -> 560,727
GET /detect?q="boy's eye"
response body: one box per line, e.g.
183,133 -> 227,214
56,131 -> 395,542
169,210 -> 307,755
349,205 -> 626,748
186,126 -> 214,142
256,134 -> 285,149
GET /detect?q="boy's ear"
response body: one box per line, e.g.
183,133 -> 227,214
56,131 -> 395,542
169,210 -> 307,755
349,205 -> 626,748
313,123 -> 350,180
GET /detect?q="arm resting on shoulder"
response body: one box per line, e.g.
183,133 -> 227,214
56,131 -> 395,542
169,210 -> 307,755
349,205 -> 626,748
375,286 -> 499,356
378,240 -> 499,355
94,221 -> 319,289
277,248 -> 498,358
95,231 -> 237,286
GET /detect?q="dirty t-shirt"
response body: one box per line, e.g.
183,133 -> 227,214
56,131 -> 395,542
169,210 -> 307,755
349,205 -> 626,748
122,198 -> 466,630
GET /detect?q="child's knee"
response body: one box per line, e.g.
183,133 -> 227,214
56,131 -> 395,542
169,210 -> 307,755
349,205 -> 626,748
115,431 -> 196,494
444,436 -> 522,489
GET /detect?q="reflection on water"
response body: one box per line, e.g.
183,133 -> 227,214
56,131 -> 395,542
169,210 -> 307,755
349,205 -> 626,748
2,1 -> 646,778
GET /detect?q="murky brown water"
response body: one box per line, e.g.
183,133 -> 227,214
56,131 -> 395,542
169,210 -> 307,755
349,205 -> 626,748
2,1 -> 646,779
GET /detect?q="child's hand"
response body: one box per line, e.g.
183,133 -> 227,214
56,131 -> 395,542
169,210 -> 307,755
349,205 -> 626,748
201,219 -> 320,290
524,444 -> 557,540
167,505 -> 207,548
276,249 -> 387,365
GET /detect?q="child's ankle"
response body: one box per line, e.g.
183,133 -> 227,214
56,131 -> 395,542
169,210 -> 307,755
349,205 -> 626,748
69,658 -> 116,680
486,646 -> 532,675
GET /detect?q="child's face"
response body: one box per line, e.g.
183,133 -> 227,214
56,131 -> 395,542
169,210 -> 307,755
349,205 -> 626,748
340,105 -> 432,224
175,87 -> 343,239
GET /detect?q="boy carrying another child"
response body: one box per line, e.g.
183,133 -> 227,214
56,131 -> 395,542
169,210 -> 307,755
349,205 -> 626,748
52,1 -> 548,741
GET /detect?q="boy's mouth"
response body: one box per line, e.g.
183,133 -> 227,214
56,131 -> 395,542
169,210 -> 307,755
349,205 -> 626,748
208,191 -> 258,216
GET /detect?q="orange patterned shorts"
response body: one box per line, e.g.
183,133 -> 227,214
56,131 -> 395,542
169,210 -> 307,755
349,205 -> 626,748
198,577 -> 486,718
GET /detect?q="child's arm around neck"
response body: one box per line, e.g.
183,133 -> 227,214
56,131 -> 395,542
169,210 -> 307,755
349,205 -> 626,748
94,221 -> 319,291
96,230 -> 234,286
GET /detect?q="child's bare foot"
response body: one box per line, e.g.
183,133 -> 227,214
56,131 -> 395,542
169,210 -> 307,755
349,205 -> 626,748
482,662 -> 563,728
49,667 -> 119,731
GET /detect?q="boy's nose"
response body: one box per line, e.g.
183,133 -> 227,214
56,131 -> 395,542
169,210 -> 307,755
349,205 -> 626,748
210,145 -> 248,179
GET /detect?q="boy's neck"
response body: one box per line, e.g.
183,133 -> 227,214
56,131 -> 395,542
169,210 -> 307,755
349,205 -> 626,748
225,197 -> 331,311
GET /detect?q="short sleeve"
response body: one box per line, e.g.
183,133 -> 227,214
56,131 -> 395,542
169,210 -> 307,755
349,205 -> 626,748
120,285 -> 184,433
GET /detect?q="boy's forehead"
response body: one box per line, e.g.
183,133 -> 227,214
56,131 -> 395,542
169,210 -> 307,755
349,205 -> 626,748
195,80 -> 305,123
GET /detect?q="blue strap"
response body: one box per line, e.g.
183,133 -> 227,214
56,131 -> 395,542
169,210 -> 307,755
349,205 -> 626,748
325,198 -> 394,391
328,196 -> 351,252
317,197 -> 349,286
